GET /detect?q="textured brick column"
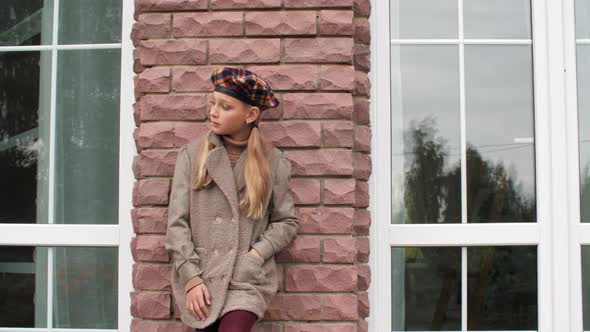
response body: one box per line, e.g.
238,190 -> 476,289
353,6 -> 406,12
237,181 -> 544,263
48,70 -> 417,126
130,0 -> 372,331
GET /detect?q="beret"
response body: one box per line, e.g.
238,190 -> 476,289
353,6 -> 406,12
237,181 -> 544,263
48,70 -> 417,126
210,67 -> 279,112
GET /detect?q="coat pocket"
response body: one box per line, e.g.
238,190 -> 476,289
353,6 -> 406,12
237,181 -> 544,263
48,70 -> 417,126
234,252 -> 264,284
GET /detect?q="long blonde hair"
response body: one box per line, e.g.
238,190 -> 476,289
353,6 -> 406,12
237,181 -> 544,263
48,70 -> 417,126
191,127 -> 272,220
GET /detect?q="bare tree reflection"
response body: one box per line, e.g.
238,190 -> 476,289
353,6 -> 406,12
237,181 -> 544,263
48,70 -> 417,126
401,117 -> 537,330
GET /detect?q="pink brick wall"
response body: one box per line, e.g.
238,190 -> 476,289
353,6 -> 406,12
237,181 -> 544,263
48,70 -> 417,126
130,0 -> 372,331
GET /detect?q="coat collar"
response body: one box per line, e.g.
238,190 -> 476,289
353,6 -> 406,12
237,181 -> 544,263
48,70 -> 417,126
205,130 -> 248,218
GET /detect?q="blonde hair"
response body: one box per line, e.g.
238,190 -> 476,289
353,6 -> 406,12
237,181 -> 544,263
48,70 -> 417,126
191,126 -> 273,221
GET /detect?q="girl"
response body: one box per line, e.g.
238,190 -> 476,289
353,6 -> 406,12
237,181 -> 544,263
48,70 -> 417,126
165,67 -> 299,332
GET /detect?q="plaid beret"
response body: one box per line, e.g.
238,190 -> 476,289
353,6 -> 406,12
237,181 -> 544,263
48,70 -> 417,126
210,67 -> 279,111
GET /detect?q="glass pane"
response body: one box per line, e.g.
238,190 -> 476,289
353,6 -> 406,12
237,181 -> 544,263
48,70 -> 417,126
0,246 -> 47,327
463,0 -> 532,39
0,51 -> 51,225
583,246 -> 590,330
58,0 -> 122,44
0,246 -> 117,328
0,0 -> 53,46
467,246 -> 537,330
391,45 -> 461,224
390,0 -> 457,39
575,0 -> 590,38
578,45 -> 590,223
53,247 -> 118,328
391,247 -> 461,331
465,45 -> 537,223
54,49 -> 120,224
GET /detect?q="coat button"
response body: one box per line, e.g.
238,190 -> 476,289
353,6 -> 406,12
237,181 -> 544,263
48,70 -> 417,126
215,216 -> 222,224
231,217 -> 237,223
213,249 -> 219,255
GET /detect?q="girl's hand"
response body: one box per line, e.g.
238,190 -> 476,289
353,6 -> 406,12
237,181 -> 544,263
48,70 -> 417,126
186,283 -> 211,320
248,248 -> 262,258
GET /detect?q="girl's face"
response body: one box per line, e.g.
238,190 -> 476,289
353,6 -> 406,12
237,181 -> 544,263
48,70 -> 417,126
208,91 -> 260,137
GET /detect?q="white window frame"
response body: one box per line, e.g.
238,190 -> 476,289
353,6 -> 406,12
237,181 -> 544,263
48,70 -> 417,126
369,0 -> 584,331
0,0 -> 135,331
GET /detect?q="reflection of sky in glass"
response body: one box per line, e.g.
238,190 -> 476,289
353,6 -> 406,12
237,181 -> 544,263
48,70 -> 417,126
390,0 -> 458,39
390,45 -> 460,224
465,44 -> 536,201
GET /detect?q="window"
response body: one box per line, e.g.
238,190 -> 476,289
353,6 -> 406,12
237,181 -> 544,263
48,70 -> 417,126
0,1 -> 134,330
371,0 -> 586,330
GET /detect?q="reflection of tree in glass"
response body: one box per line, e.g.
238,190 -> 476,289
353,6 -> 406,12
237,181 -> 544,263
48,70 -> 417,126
402,117 -> 537,330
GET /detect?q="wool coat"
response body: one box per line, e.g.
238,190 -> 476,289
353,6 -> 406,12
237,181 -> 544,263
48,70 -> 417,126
165,129 -> 299,329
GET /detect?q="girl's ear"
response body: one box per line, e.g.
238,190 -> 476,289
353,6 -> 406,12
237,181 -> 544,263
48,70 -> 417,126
247,105 -> 261,122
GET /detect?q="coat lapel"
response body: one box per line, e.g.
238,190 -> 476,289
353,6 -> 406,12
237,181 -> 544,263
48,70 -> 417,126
205,130 -> 241,219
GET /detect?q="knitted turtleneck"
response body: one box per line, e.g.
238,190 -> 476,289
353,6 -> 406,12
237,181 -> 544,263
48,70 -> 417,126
222,133 -> 249,169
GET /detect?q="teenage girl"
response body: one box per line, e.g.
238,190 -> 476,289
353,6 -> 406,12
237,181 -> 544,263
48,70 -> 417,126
165,67 -> 299,332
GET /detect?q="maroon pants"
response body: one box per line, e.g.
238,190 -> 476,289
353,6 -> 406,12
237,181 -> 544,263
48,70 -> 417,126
194,310 -> 257,332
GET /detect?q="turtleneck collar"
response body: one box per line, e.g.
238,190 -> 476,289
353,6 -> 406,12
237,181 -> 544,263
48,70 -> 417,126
222,134 -> 249,147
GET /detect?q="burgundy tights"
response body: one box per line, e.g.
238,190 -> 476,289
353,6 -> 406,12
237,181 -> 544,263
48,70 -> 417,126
194,310 -> 257,332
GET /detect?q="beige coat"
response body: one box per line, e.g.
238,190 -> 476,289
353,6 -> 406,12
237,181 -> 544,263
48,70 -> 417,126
165,129 -> 299,329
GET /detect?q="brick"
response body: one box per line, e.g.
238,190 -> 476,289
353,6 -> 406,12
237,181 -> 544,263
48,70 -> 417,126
283,93 -> 353,119
353,97 -> 370,125
291,178 -> 321,205
131,235 -> 168,262
353,17 -> 370,45
297,207 -> 354,234
131,207 -> 168,234
353,151 -> 371,180
130,318 -> 185,332
353,208 -> 370,235
320,65 -> 355,91
357,264 -> 370,291
284,324 -> 357,332
285,149 -> 353,176
134,67 -> 170,94
286,265 -> 357,291
260,121 -> 321,147
354,70 -> 371,97
355,180 -> 369,207
172,65 -> 218,92
323,294 -> 358,320
140,95 -> 207,121
354,125 -> 371,152
355,236 -> 369,263
135,0 -> 207,13
276,237 -> 321,263
324,178 -> 355,204
324,120 -> 353,147
285,38 -> 353,63
358,292 -> 369,318
323,237 -> 356,263
138,39 -> 207,65
265,293 -> 322,320
134,149 -> 177,177
173,122 -> 210,147
210,39 -> 280,63
320,10 -> 353,35
173,12 -> 243,37
211,0 -> 281,9
247,65 -> 318,90
133,178 -> 170,206
132,263 -> 172,290
135,14 -> 171,40
285,0 -> 354,8
134,122 -> 174,149
353,44 -> 370,71
353,0 -> 371,17
131,291 -> 170,318
246,11 -> 316,35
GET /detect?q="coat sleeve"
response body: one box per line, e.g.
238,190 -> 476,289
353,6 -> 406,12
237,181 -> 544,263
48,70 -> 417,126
165,145 -> 205,290
251,153 -> 300,261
